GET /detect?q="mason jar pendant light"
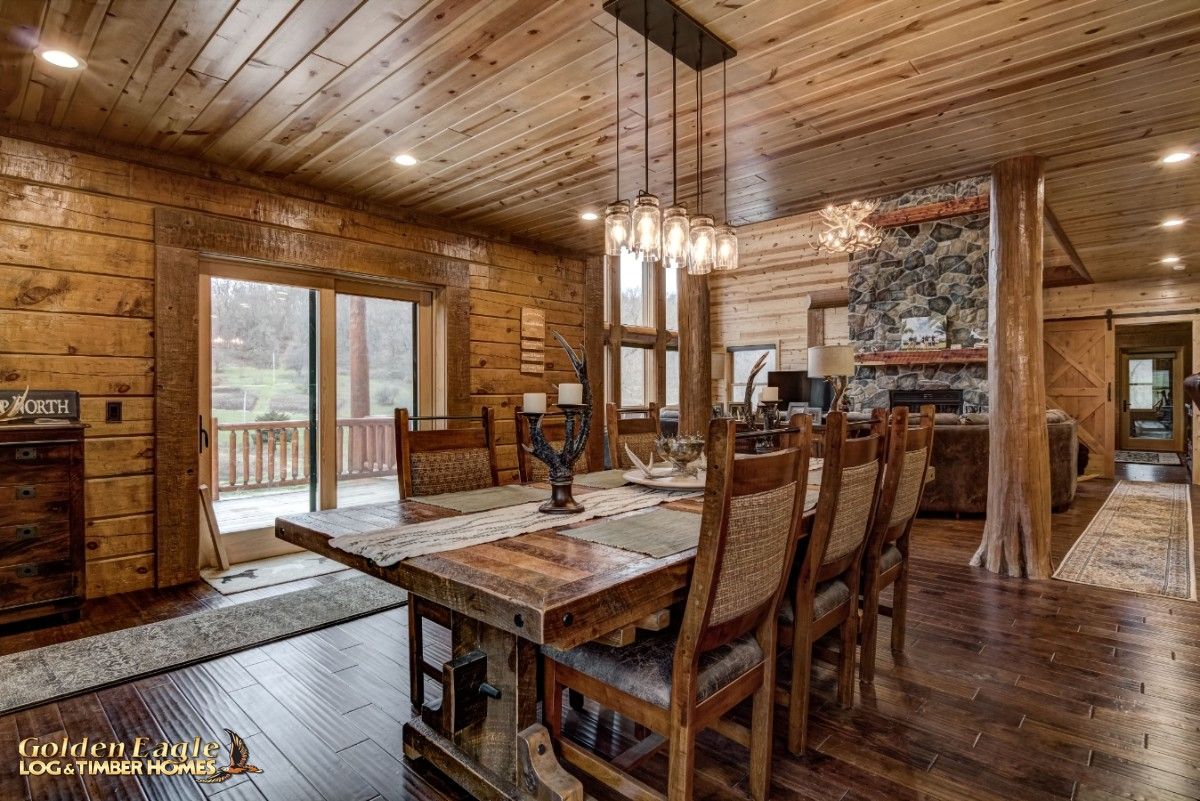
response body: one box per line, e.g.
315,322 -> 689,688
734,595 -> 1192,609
661,20 -> 690,270
688,62 -> 715,275
604,1 -> 631,257
630,5 -> 661,263
714,60 -> 739,271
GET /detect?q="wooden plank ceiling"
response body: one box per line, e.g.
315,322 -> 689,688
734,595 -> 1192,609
0,0 -> 1196,283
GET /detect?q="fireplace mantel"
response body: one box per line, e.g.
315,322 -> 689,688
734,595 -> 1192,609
855,348 -> 988,366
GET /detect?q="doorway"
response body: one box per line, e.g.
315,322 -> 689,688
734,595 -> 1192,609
198,260 -> 434,562
1115,322 -> 1191,457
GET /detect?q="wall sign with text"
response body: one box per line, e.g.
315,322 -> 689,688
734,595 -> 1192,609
0,389 -> 81,422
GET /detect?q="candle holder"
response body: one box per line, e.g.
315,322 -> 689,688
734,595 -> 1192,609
523,332 -> 592,514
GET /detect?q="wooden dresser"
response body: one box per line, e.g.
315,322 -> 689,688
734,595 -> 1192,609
0,423 -> 86,627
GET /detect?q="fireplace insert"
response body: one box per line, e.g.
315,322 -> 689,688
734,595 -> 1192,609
889,388 -> 964,414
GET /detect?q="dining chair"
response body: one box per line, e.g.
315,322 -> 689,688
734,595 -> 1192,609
858,404 -> 934,683
778,410 -> 884,755
514,408 -> 590,483
394,407 -> 500,714
542,415 -> 813,801
605,401 -> 661,469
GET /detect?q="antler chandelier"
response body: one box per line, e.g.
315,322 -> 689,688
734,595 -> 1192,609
602,0 -> 738,273
814,199 -> 884,254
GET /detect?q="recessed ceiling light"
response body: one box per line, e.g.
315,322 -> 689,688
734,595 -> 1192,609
1161,218 -> 1186,228
38,49 -> 83,69
580,211 -> 599,221
392,154 -> 417,166
1161,256 -> 1181,265
1161,151 -> 1194,164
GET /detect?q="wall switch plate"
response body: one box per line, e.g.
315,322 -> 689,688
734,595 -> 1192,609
105,401 -> 122,423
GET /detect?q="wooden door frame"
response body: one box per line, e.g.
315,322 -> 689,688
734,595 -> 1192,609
155,208 -> 471,587
1117,345 -> 1186,453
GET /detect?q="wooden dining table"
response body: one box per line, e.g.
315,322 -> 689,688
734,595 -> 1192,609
275,481 -> 819,801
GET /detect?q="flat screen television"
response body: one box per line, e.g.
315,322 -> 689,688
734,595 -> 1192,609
767,370 -> 831,411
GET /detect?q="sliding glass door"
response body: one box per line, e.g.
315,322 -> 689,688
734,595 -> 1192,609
199,264 -> 433,551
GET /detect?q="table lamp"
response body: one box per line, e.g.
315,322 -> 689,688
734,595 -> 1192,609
808,345 -> 856,411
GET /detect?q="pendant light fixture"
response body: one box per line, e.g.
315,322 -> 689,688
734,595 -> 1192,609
688,60 -> 715,275
661,18 -> 689,270
604,0 -> 631,257
713,59 -> 739,271
630,2 -> 661,262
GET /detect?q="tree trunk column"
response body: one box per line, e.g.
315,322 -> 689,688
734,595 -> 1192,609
679,269 -> 712,436
973,155 -> 1053,578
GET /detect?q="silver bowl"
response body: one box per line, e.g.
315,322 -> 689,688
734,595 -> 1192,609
655,436 -> 705,477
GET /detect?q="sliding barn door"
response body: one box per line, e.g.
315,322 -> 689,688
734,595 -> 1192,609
1043,319 -> 1115,477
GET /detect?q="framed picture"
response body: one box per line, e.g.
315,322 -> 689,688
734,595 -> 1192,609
727,401 -> 748,421
900,315 -> 947,350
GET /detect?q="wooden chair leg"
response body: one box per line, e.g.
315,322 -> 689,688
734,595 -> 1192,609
859,567 -> 881,685
891,556 -> 910,653
837,595 -> 858,709
786,632 -> 813,755
408,601 -> 424,713
748,656 -> 775,800
666,720 -> 696,801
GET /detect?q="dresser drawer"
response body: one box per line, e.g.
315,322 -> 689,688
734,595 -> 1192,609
0,482 -> 72,527
0,560 -> 76,610
0,520 -> 71,567
0,443 -> 76,483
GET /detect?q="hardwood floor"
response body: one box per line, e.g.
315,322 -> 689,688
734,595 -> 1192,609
3,479 -> 1199,801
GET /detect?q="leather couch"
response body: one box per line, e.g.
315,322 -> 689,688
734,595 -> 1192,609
919,410 -> 1078,515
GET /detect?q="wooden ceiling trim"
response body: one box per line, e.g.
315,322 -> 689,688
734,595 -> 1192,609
1044,205 -> 1093,286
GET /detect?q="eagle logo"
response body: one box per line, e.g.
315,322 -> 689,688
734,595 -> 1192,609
198,729 -> 263,784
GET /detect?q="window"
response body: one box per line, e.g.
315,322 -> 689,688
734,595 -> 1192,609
665,348 -> 680,406
730,346 -> 777,405
664,266 -> 679,332
619,251 -> 648,327
621,345 -> 651,406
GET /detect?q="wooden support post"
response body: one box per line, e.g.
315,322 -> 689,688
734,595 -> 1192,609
973,155 -> 1054,578
678,269 -> 712,435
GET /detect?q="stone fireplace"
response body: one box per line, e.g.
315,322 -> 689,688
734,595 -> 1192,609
846,177 -> 990,411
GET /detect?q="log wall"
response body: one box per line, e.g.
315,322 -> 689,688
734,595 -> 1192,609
0,135 -> 587,597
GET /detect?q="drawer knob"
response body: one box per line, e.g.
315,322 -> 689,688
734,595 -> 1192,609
15,447 -> 38,460
16,486 -> 36,500
16,564 -> 38,578
16,524 -> 38,540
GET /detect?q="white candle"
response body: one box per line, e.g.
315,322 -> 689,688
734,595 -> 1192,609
558,383 -> 583,405
760,386 -> 779,402
523,392 -> 547,414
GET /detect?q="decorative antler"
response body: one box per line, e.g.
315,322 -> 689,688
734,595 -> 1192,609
742,352 -> 769,414
0,386 -> 30,422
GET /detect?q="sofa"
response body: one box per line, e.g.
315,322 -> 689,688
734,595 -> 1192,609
919,410 -> 1078,515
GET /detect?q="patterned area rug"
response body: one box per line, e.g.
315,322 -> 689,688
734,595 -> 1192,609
0,575 -> 406,715
202,551 -> 348,594
1114,450 -> 1182,466
1054,481 -> 1195,600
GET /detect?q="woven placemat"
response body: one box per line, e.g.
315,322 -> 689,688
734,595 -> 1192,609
573,469 -> 631,489
563,507 -> 701,558
414,484 -> 547,513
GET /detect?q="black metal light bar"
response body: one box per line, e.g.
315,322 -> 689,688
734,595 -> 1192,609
602,0 -> 735,70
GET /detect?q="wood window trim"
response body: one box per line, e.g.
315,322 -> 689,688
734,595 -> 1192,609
154,208 -> 470,587
603,254 -> 678,408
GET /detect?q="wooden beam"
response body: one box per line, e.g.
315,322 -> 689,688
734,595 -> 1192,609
867,194 -> 989,228
584,256 -> 607,473
806,287 -> 849,310
678,269 -> 712,435
973,156 -> 1053,580
1043,204 -> 1093,285
154,240 -> 200,587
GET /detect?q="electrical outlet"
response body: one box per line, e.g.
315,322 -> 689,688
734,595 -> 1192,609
105,401 -> 122,423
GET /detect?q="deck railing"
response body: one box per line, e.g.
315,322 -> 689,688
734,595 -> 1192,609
211,416 -> 396,498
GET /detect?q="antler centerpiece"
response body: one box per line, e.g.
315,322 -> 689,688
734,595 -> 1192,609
522,331 -> 592,514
